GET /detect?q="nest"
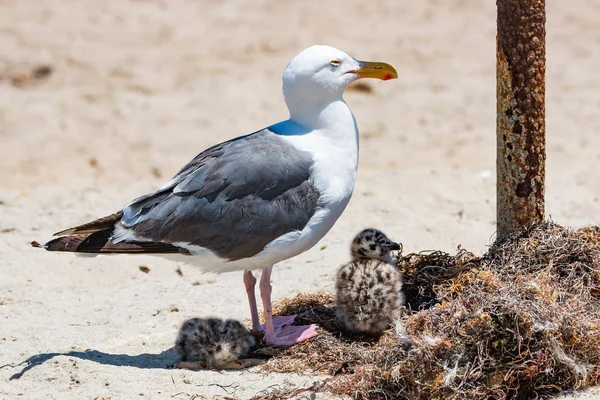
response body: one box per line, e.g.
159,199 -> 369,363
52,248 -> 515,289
252,222 -> 600,400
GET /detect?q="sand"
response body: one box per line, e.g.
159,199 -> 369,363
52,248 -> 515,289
1,0 -> 599,398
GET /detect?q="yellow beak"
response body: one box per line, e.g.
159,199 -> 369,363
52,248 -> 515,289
353,60 -> 398,81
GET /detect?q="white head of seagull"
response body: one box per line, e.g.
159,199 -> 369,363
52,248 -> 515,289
282,45 -> 397,129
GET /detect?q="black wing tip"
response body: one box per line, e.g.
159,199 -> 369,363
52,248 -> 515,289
33,235 -> 90,252
52,228 -> 76,237
34,230 -> 190,255
51,211 -> 124,237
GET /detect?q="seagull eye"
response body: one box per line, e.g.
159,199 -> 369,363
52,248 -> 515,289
330,60 -> 341,67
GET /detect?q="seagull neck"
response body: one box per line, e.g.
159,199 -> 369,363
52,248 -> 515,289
288,98 -> 354,131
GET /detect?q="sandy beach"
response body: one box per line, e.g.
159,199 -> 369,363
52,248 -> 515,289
1,0 -> 600,398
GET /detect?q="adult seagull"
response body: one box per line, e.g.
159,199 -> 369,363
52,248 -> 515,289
33,45 -> 398,346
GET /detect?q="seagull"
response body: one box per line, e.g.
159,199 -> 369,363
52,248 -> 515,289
33,45 -> 398,346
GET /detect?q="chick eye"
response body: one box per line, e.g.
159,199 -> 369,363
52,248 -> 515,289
330,59 -> 341,67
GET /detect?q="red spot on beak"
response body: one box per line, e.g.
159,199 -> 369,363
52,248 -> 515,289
383,73 -> 393,81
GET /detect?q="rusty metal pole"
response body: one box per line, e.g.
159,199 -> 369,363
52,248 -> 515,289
496,0 -> 546,239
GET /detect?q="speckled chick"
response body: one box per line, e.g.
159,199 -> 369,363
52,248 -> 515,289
175,317 -> 260,370
335,228 -> 404,335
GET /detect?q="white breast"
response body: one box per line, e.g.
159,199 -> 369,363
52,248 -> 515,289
242,100 -> 360,269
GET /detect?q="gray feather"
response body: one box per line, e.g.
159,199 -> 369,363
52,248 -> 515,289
119,129 -> 320,261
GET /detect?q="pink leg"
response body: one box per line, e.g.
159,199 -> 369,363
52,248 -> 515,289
243,270 -> 260,331
259,266 -> 319,347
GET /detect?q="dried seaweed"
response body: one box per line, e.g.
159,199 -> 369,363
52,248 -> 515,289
253,222 -> 600,400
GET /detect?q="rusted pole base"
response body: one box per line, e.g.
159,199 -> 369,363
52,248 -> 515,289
497,0 -> 546,239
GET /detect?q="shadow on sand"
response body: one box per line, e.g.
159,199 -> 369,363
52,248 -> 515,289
1,348 -> 179,380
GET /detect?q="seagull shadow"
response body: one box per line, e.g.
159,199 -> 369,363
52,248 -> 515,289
2,348 -> 179,380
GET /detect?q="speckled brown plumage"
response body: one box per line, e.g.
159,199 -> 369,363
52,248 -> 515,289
174,317 -> 259,370
336,228 -> 404,335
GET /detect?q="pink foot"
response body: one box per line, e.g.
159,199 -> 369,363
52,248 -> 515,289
262,315 -> 319,347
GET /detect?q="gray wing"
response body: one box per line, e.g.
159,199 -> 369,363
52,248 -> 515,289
118,129 -> 320,261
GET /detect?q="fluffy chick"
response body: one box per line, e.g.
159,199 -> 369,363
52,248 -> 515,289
175,317 -> 261,370
335,228 -> 404,335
